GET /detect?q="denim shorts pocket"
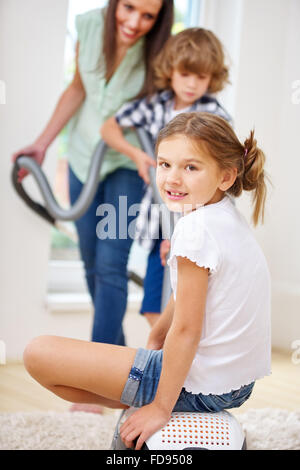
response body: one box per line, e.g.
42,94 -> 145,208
207,393 -> 235,412
173,389 -> 217,413
232,382 -> 255,400
196,382 -> 255,413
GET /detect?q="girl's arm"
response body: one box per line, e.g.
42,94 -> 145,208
100,117 -> 156,185
12,42 -> 86,181
121,257 -> 208,449
153,259 -> 208,409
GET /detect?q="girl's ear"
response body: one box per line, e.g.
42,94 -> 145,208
219,167 -> 237,192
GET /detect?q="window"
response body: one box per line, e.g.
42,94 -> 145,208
175,0 -> 202,31
48,0 -> 202,306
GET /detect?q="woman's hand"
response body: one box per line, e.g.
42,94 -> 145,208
134,149 -> 156,185
12,142 -> 46,182
100,118 -> 156,185
120,403 -> 171,450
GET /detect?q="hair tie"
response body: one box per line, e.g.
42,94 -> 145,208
244,148 -> 248,159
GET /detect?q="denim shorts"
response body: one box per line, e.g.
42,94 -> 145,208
120,348 -> 255,412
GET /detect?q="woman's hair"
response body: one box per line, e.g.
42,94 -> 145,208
156,112 -> 268,225
103,0 -> 174,96
153,28 -> 229,94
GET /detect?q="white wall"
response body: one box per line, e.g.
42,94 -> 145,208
235,0 -> 300,352
0,0 -> 73,360
201,0 -> 300,352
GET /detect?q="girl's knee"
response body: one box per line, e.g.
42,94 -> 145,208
23,335 -> 54,377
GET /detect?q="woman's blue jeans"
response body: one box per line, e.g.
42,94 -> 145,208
69,166 -> 145,346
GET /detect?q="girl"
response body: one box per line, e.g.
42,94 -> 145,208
23,113 -> 271,450
101,27 -> 231,326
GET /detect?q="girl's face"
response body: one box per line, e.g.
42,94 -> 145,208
115,0 -> 162,48
156,135 -> 226,213
171,69 -> 211,110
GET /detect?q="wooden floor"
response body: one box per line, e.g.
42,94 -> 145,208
0,349 -> 299,416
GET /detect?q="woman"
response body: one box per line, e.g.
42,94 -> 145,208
12,0 -> 174,411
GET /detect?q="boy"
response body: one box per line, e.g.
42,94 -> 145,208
101,28 -> 231,326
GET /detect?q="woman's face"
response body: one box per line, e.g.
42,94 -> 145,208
115,0 -> 163,48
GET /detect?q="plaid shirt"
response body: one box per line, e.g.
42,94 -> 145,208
115,90 -> 232,251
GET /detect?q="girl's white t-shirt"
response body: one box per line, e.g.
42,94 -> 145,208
168,195 -> 271,395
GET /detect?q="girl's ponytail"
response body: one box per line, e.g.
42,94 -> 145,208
156,113 -> 269,226
243,131 -> 267,226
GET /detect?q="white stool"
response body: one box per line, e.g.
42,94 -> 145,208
111,407 -> 246,450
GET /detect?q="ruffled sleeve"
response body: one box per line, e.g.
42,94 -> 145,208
168,211 -> 220,275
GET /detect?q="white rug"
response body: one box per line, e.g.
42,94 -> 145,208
0,408 -> 299,450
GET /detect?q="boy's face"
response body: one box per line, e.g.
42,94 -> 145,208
171,69 -> 211,110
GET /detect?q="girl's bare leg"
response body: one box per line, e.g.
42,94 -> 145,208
23,335 -> 137,409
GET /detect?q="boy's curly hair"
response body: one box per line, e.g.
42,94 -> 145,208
153,28 -> 230,94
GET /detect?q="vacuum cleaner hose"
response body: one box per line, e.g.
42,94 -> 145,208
11,140 -> 107,222
11,129 -> 172,305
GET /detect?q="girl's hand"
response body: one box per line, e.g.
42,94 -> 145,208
146,325 -> 165,350
160,239 -> 171,266
134,150 -> 156,185
12,142 -> 46,182
120,403 -> 171,450
146,337 -> 164,350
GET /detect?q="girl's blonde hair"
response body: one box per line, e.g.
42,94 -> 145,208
153,28 -> 230,94
156,113 -> 268,226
